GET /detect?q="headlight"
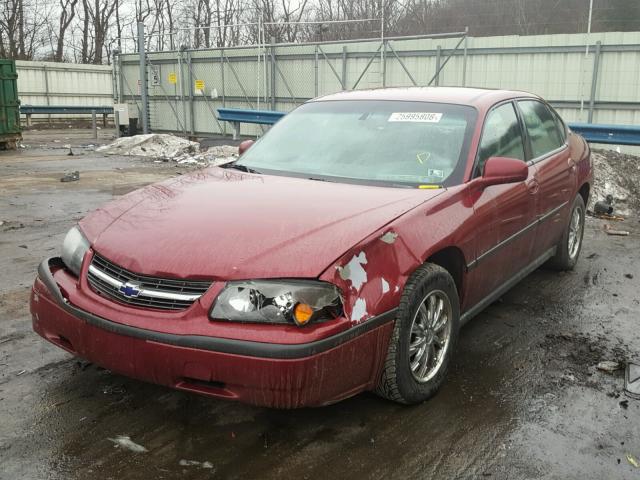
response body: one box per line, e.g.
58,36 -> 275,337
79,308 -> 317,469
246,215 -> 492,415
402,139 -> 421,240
210,280 -> 342,326
61,226 -> 90,276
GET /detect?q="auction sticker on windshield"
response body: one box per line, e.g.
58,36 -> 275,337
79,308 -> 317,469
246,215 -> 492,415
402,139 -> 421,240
388,112 -> 443,122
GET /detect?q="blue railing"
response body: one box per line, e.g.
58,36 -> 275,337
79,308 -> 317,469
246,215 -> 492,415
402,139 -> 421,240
217,108 -> 285,125
568,122 -> 640,146
217,108 -> 286,139
215,108 -> 640,146
20,105 -> 114,115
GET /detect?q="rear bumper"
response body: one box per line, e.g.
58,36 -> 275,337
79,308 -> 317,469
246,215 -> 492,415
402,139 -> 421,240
31,258 -> 395,408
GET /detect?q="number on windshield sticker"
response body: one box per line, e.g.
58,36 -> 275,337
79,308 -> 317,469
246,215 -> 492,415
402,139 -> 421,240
388,112 -> 443,123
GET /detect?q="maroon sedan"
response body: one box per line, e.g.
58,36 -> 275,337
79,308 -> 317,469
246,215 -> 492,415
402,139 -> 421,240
31,88 -> 591,408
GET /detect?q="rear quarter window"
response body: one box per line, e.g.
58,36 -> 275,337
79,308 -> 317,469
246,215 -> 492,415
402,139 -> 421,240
550,106 -> 568,142
518,100 -> 565,158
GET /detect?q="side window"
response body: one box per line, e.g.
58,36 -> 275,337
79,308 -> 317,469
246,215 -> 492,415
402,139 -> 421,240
550,106 -> 567,142
518,100 -> 564,158
476,103 -> 526,177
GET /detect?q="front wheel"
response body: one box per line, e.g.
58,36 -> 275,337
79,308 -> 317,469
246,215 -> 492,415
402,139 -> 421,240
548,194 -> 586,270
376,263 -> 459,404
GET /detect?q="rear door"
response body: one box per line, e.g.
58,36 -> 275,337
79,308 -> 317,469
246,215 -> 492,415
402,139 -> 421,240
516,100 -> 575,256
465,101 -> 539,308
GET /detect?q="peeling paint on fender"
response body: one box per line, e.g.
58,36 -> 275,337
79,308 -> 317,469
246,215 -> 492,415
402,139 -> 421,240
329,234 -> 418,324
351,298 -> 367,322
338,252 -> 368,291
380,231 -> 398,244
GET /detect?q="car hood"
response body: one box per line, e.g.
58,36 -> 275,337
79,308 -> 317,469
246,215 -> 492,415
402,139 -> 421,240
80,168 -> 443,280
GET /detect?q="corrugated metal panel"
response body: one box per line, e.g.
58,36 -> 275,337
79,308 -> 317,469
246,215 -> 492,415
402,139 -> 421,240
120,31 -> 640,136
16,60 -> 113,120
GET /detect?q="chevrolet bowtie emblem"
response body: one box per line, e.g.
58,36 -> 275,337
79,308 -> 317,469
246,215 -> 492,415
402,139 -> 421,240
119,282 -> 141,298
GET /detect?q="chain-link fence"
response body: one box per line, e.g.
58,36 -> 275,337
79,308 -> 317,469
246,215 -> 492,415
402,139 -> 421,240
115,31 -> 468,136
115,30 -> 640,137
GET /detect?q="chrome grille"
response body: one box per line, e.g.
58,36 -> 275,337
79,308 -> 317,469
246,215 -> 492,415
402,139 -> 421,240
87,253 -> 211,311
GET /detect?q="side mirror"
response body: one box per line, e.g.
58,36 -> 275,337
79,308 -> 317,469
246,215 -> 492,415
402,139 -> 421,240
238,139 -> 254,156
478,156 -> 528,187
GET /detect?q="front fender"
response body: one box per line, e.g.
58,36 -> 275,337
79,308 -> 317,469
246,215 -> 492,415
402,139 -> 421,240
320,187 -> 475,324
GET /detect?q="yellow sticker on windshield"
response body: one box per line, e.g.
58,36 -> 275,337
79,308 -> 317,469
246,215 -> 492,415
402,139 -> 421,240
389,112 -> 442,123
418,185 -> 441,189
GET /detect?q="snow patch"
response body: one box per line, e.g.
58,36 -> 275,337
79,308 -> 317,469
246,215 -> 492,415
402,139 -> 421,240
179,459 -> 214,469
96,134 -> 239,167
97,134 -> 198,158
175,144 -> 238,166
108,435 -> 148,453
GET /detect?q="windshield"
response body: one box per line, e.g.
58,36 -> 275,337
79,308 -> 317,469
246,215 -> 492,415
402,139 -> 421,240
234,100 -> 477,187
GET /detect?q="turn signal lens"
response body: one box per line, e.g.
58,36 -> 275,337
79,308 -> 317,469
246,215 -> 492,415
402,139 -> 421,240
293,303 -> 314,326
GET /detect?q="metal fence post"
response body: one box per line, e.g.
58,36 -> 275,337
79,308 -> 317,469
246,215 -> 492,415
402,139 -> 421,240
382,40 -> 387,88
91,109 -> 97,139
137,22 -> 150,134
114,110 -> 120,137
462,27 -> 468,86
314,44 -> 319,97
118,52 -> 124,103
588,40 -> 602,124
270,37 -> 276,110
187,49 -> 195,135
178,50 -> 187,136
435,45 -> 441,86
43,64 -> 51,124
111,50 -> 119,103
342,46 -> 347,91
221,48 -> 226,136
177,52 -> 183,133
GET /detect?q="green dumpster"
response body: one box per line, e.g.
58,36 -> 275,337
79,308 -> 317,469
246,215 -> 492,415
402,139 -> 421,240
0,59 -> 21,149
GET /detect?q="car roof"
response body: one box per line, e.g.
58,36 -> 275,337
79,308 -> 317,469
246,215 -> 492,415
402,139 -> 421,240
311,87 -> 539,108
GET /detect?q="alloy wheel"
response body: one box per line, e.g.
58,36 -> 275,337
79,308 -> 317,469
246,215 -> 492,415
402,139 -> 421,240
568,205 -> 583,259
408,290 -> 453,383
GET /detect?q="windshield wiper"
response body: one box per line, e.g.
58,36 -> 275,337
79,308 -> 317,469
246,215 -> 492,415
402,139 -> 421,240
224,163 -> 262,174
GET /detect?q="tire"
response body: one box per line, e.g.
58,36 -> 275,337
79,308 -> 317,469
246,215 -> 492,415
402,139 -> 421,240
376,263 -> 460,404
548,194 -> 586,271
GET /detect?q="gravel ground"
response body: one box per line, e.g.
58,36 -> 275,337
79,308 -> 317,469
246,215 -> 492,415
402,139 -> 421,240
1,129 -> 639,479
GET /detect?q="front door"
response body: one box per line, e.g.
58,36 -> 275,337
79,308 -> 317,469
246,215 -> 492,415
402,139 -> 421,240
464,101 -> 539,309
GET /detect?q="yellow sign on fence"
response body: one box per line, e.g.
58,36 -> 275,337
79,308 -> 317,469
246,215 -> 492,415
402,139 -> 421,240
194,79 -> 205,91
168,72 -> 177,84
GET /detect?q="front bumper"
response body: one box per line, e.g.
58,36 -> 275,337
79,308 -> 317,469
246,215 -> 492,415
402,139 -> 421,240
30,258 -> 395,408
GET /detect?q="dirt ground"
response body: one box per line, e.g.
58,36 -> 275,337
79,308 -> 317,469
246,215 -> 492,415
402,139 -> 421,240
1,129 -> 639,480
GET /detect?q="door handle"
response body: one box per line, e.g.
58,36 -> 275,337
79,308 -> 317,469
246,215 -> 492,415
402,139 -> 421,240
527,179 -> 540,194
568,157 -> 577,173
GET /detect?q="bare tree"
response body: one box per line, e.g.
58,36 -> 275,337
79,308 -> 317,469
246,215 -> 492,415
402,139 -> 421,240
0,0 -> 48,59
53,0 -> 79,60
214,0 -> 241,47
80,0 -> 91,62
3,0 -> 640,63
